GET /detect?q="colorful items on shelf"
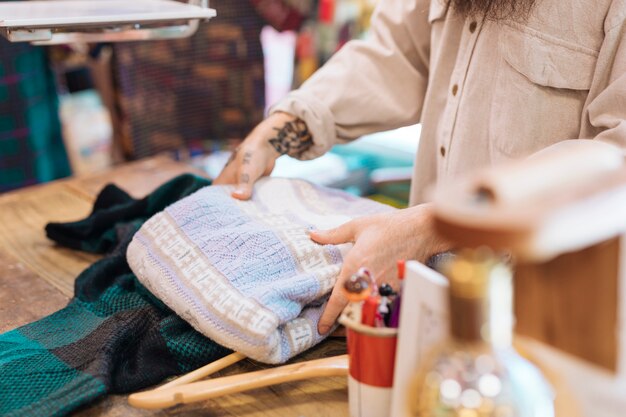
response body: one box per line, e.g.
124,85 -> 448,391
114,0 -> 313,158
295,0 -> 379,86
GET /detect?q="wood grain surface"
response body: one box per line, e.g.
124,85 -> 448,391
0,156 -> 204,296
0,182 -> 99,296
0,156 -> 349,417
65,155 -> 208,200
515,238 -> 619,371
0,251 -> 70,333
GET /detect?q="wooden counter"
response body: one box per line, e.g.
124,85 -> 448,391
0,156 -> 348,417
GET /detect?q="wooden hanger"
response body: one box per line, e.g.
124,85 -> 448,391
157,351 -> 247,390
129,354 -> 348,409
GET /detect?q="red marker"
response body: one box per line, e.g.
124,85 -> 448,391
361,296 -> 381,327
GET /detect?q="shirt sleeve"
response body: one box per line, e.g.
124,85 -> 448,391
270,0 -> 433,160
582,2 -> 626,150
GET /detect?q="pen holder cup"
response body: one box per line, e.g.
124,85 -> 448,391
339,309 -> 398,417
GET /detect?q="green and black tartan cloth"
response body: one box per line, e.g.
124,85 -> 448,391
0,37 -> 71,193
0,174 -> 230,417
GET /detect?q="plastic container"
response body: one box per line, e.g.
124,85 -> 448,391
340,309 -> 398,417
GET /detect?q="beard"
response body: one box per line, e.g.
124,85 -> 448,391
447,0 -> 537,20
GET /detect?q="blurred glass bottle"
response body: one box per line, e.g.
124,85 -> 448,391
412,249 -> 554,417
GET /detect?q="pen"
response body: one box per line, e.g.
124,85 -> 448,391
388,260 -> 405,328
378,283 -> 394,326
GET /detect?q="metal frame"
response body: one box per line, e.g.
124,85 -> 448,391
0,0 -> 214,44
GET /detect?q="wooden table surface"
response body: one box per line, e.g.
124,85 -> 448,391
0,156 -> 349,417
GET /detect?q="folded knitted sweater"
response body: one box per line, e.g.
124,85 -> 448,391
127,177 -> 395,363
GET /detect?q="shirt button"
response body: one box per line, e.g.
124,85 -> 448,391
469,21 -> 478,33
451,84 -> 459,96
440,146 -> 446,157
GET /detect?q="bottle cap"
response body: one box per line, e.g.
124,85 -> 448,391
379,283 -> 395,297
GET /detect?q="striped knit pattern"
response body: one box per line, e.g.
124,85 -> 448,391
127,178 -> 395,363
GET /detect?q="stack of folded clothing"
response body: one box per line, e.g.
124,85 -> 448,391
128,177 -> 394,364
0,175 -> 394,416
0,175 -> 230,417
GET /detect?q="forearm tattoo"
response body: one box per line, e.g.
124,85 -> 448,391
268,118 -> 313,157
242,151 -> 252,165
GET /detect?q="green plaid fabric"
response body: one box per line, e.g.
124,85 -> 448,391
0,38 -> 70,192
0,174 -> 230,417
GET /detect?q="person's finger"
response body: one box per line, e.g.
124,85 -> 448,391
214,149 -> 240,185
213,161 -> 238,185
231,150 -> 266,200
317,252 -> 360,335
318,284 -> 349,335
329,325 -> 346,338
231,171 -> 253,200
309,221 -> 357,245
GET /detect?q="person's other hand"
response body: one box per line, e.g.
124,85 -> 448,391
310,203 -> 452,334
214,111 -> 313,200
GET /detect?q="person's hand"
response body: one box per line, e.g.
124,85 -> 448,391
309,203 -> 452,334
214,111 -> 313,200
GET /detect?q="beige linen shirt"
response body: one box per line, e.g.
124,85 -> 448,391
271,0 -> 626,205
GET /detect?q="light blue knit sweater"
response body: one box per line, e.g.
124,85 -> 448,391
127,178 -> 394,363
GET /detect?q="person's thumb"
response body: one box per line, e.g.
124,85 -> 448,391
309,221 -> 356,245
231,159 -> 265,200
232,174 -> 254,200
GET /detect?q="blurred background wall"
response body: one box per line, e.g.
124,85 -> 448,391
1,0 -> 420,206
